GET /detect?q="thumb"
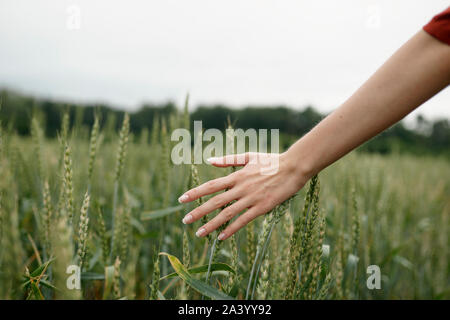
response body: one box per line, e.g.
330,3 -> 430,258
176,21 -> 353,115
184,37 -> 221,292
206,152 -> 255,167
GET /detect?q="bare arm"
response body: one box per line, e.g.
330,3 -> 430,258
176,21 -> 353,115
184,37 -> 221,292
179,30 -> 450,240
287,30 -> 450,178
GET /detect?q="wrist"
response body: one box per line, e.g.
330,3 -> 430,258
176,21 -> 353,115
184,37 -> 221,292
280,144 -> 317,187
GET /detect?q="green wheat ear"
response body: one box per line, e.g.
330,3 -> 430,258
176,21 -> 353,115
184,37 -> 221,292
114,113 -> 130,183
120,190 -> 132,263
111,113 -> 130,260
226,234 -> 239,293
180,228 -> 191,299
77,191 -> 90,270
60,110 -> 70,148
256,254 -> 270,299
63,144 -> 75,224
52,214 -> 80,299
160,119 -> 170,207
31,116 -> 45,184
351,188 -> 360,255
183,229 -> 191,268
285,175 -> 319,300
42,180 -> 53,255
87,116 -> 100,184
149,253 -> 160,300
112,256 -> 122,299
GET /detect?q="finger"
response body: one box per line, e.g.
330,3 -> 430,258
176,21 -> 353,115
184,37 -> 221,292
206,152 -> 256,167
178,175 -> 233,203
195,198 -> 252,238
217,207 -> 262,240
182,189 -> 239,224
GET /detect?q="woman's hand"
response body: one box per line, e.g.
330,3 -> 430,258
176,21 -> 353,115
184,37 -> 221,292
178,151 -> 312,240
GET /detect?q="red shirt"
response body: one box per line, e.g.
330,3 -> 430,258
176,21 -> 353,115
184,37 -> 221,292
423,6 -> 450,45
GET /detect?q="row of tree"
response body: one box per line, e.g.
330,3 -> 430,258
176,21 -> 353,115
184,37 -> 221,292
1,89 -> 449,156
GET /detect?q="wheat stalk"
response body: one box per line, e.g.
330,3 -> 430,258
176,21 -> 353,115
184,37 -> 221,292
111,114 -> 130,259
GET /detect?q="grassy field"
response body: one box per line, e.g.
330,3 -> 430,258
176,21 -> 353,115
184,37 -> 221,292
0,110 -> 448,300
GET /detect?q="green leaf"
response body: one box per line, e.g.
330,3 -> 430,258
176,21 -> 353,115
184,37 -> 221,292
39,279 -> 57,290
141,205 -> 184,221
22,259 -> 56,291
23,277 -> 57,291
131,217 -> 147,234
160,263 -> 235,281
81,272 -> 105,280
160,253 -> 233,300
30,258 -> 55,278
29,281 -> 44,300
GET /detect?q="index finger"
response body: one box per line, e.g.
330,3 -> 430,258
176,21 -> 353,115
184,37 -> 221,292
178,175 -> 234,203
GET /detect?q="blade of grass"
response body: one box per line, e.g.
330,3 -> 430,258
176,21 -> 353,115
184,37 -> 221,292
160,252 -> 233,300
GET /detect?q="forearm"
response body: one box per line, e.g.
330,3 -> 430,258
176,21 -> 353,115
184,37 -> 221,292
286,30 -> 450,178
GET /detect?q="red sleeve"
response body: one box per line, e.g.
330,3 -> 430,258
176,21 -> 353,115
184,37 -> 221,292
423,6 -> 450,45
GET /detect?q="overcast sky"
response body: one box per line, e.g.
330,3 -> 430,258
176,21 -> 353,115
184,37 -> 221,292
0,0 -> 449,122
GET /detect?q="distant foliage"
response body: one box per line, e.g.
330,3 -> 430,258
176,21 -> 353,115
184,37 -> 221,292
1,89 -> 448,157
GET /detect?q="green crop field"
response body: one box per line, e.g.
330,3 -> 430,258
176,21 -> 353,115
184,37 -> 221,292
0,108 -> 448,300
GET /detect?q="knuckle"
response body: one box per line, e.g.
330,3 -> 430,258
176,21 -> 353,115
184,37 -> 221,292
237,169 -> 250,179
221,207 -> 230,218
227,172 -> 238,184
223,208 -> 235,220
232,187 -> 245,198
264,193 -> 276,206
210,196 -> 223,208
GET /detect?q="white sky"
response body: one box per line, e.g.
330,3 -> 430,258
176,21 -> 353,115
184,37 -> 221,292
0,0 -> 449,122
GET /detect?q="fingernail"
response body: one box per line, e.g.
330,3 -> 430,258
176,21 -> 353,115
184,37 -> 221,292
207,157 -> 224,164
196,227 -> 206,237
182,214 -> 193,224
178,194 -> 189,203
218,232 -> 226,241
206,157 -> 218,164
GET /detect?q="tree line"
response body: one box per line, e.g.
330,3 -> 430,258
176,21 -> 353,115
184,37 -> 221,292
1,89 -> 449,157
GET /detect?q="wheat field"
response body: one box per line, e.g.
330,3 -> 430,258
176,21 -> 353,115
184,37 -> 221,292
0,108 -> 448,300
